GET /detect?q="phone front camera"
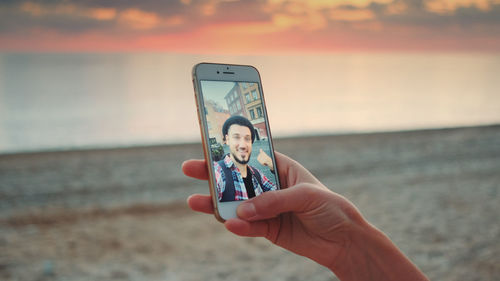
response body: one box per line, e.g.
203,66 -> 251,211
217,71 -> 220,74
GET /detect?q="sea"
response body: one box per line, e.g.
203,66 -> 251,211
0,52 -> 499,154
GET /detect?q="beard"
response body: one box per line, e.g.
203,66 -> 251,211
232,151 -> 251,165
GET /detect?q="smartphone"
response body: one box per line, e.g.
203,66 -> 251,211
192,63 -> 281,221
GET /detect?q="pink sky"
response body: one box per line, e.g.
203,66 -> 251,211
1,0 -> 499,53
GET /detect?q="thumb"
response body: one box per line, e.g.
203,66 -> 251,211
236,184 -> 315,221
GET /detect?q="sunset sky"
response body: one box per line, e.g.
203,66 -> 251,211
1,0 -> 500,54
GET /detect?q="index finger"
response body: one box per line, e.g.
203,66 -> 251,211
182,159 -> 209,180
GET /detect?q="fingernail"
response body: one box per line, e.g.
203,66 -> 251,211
238,202 -> 256,219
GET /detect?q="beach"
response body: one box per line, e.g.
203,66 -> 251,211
1,125 -> 499,280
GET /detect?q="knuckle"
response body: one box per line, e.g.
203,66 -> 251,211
292,183 -> 322,196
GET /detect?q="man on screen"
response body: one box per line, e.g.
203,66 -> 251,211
214,115 -> 277,202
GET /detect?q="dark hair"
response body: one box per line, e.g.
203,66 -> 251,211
222,115 -> 255,143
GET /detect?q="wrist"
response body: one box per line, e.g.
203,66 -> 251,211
327,216 -> 371,279
329,219 -> 428,281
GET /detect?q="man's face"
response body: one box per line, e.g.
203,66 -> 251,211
226,124 -> 252,165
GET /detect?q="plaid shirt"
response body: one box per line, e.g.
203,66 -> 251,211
214,154 -> 277,201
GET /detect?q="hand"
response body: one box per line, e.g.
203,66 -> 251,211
182,152 -> 428,281
256,149 -> 274,171
182,152 -> 360,270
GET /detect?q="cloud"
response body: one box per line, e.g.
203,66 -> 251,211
265,0 -> 392,10
0,0 -> 499,52
0,1 -> 191,34
14,2 -> 117,27
88,8 -> 117,21
5,0 -> 499,34
425,0 -> 495,14
271,12 -> 327,30
259,1 -> 386,32
118,9 -> 160,30
20,2 -> 78,17
19,2 -> 44,16
385,1 -> 408,14
330,8 -> 376,21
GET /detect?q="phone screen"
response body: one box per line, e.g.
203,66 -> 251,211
199,80 -> 280,202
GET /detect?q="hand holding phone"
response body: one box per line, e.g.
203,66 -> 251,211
187,64 -> 429,281
182,152 -> 430,281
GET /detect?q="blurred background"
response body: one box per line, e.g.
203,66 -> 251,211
0,1 -> 499,280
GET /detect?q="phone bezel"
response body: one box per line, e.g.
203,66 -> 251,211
192,62 -> 280,222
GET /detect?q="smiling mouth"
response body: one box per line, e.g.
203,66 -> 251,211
232,148 -> 251,164
237,149 -> 250,159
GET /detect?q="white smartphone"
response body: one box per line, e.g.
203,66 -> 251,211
192,63 -> 281,221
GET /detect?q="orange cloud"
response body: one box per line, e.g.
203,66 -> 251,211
119,9 -> 160,30
425,0 -> 495,14
272,13 -> 324,30
330,8 -> 375,21
199,0 -> 240,16
4,0 -> 500,54
21,2 -> 116,21
18,2 -> 181,31
202,1 -> 217,16
266,0 -> 392,11
88,8 -> 117,21
263,0 -> 391,31
385,1 -> 408,15
20,2 -> 44,16
20,2 -> 78,17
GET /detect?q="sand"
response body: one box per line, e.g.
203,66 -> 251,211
0,125 -> 499,280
